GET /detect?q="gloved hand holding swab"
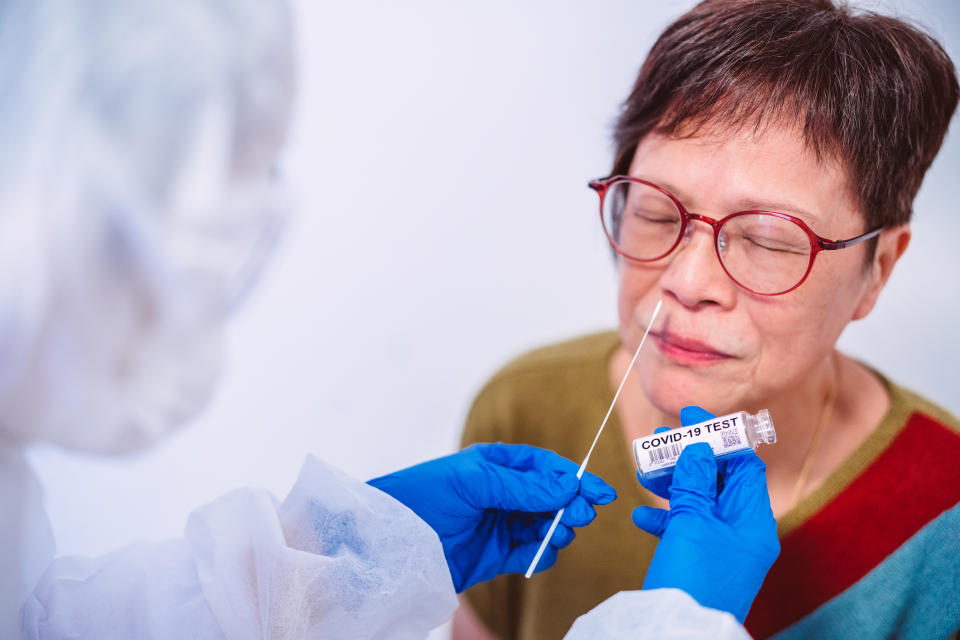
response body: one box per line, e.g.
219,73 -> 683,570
524,299 -> 662,579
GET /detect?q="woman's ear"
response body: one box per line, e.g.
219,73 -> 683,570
852,224 -> 910,320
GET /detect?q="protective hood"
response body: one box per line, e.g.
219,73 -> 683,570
0,0 -> 295,454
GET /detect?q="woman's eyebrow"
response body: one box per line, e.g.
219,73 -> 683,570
731,198 -> 821,224
643,175 -> 824,224
650,178 -> 694,204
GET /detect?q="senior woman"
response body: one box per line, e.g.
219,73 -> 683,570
454,1 -> 960,639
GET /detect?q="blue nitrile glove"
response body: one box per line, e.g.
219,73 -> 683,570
368,443 -> 617,592
632,407 -> 780,623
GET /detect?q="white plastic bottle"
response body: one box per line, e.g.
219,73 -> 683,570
633,410 -> 776,480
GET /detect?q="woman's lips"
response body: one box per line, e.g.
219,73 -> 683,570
651,331 -> 734,365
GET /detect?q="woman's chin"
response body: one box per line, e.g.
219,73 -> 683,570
639,364 -> 748,419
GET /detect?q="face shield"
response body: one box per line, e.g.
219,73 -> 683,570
0,0 -> 295,454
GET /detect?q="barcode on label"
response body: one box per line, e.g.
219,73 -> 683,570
721,431 -> 741,448
648,443 -> 682,465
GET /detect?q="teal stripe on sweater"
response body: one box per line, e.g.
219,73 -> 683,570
773,504 -> 960,640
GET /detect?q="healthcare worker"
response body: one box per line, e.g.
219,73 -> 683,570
0,0 -> 778,637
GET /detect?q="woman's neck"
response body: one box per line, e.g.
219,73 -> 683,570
753,354 -> 838,475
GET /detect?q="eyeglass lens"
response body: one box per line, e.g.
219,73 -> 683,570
602,180 -> 812,294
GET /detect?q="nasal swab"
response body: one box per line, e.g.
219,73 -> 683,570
524,299 -> 663,579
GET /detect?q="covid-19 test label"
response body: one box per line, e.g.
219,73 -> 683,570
633,410 -> 776,479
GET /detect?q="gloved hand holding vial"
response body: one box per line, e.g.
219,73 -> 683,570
632,406 -> 781,624
634,406 -> 776,483
566,405 -> 781,638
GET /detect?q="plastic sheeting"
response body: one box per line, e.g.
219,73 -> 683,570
23,456 -> 458,639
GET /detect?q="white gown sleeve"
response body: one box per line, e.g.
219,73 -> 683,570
21,456 -> 458,640
0,445 -> 56,640
563,588 -> 751,640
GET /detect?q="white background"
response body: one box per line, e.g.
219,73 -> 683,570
29,1 -> 960,634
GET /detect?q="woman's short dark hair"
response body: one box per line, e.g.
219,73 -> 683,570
612,0 -> 959,240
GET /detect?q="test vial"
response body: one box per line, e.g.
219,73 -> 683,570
633,410 -> 776,480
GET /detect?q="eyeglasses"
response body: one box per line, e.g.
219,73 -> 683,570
589,176 -> 883,296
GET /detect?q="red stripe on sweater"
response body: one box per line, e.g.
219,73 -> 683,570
745,412 -> 960,638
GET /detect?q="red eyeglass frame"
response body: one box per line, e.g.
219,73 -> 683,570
589,175 -> 883,296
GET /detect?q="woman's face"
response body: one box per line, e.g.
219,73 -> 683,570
619,122 -> 895,415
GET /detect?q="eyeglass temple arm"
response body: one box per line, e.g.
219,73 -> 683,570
818,227 -> 883,250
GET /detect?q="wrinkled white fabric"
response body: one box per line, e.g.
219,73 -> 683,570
564,588 -> 751,640
20,540 -> 223,640
0,0 -> 293,455
22,456 -> 459,639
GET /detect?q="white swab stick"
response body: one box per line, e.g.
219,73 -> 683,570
524,299 -> 662,579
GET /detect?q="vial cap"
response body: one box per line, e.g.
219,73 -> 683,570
756,408 -> 776,444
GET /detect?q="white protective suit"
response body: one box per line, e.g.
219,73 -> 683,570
0,0 -> 296,633
22,457 -> 460,639
0,0 -> 752,638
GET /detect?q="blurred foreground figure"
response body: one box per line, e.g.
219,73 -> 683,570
0,0 -> 778,638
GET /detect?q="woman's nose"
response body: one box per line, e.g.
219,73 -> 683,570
657,220 -> 737,310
